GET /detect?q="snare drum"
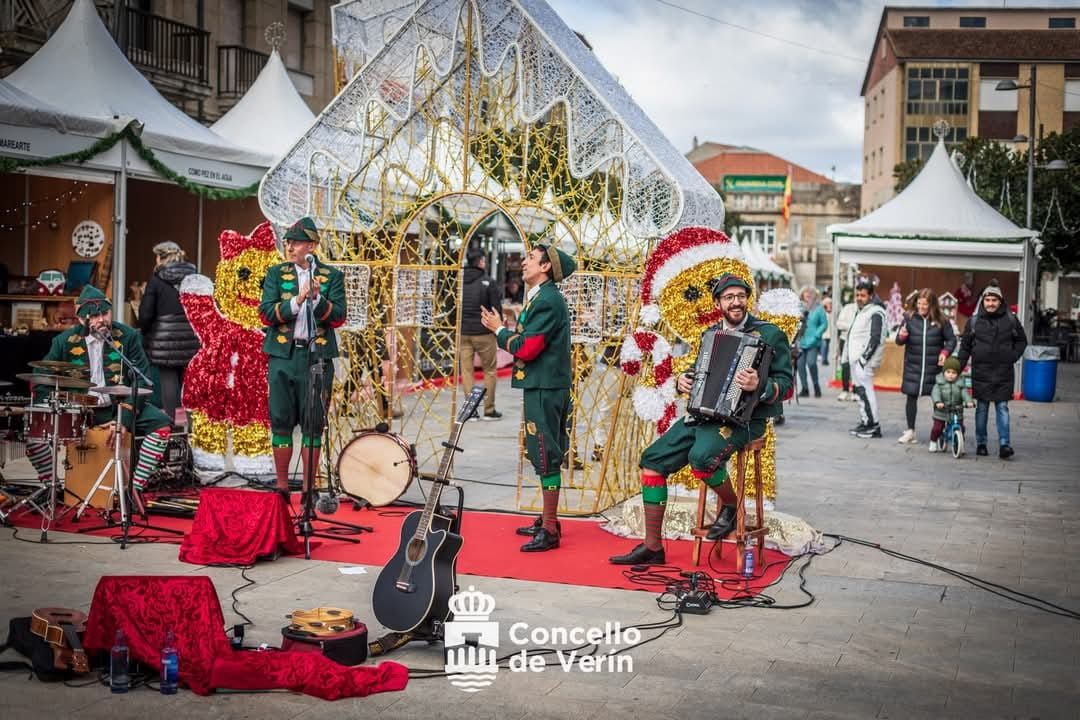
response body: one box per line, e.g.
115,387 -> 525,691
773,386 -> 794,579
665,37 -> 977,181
335,431 -> 415,506
24,404 -> 88,442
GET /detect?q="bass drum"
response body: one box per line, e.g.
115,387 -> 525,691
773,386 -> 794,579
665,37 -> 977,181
335,431 -> 415,507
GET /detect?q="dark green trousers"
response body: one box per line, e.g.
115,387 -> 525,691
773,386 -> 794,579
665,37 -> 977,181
268,346 -> 334,442
640,416 -> 766,478
523,388 -> 571,479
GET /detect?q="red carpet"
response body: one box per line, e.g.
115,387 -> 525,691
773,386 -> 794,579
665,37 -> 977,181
8,494 -> 789,595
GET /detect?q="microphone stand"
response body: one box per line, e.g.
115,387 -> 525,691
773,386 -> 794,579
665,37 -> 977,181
294,260 -> 371,560
78,328 -> 182,548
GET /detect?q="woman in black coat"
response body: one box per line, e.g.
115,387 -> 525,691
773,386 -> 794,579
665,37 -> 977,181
138,242 -> 199,423
895,288 -> 956,444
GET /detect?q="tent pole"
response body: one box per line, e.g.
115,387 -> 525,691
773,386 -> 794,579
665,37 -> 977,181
23,175 -> 30,275
112,140 -> 128,310
196,195 -> 204,272
830,235 -> 841,366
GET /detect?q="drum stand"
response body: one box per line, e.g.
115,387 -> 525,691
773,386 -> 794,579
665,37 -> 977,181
0,380 -> 69,541
294,299 -> 370,560
75,353 -> 182,549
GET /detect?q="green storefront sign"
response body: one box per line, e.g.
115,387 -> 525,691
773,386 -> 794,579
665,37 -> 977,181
722,175 -> 786,194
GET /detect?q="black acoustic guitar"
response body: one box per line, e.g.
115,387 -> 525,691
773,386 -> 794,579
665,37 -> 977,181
372,386 -> 484,633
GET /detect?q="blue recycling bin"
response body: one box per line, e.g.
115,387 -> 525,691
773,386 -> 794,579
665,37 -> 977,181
1022,346 -> 1059,402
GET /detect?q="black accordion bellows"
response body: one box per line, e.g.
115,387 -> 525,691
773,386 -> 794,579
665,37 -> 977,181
687,328 -> 773,425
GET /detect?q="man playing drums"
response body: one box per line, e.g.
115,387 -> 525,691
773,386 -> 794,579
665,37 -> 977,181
28,285 -> 173,499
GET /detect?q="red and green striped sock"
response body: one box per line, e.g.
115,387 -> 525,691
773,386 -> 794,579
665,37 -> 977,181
132,427 -> 170,491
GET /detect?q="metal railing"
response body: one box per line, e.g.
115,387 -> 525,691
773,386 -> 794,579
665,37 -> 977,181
217,44 -> 269,99
119,5 -> 209,85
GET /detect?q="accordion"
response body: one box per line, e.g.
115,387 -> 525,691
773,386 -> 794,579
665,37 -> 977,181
687,328 -> 773,424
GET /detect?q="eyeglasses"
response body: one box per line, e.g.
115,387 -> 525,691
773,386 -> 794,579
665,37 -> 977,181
718,293 -> 748,303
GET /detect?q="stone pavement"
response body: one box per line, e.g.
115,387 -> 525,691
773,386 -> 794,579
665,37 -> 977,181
1,362 -> 1078,719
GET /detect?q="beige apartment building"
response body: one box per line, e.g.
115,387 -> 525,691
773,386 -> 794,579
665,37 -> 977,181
0,0 -> 337,122
860,6 -> 1080,215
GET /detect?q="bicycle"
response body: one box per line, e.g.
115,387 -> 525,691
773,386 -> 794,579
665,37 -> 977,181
936,405 -> 965,458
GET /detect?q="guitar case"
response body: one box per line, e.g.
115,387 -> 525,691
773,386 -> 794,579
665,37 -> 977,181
280,622 -> 369,666
0,616 -> 97,681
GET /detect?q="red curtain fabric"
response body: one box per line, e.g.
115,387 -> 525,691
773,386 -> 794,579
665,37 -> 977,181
83,575 -> 408,700
179,488 -> 303,566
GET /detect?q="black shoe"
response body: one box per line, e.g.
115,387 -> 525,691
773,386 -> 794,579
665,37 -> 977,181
520,527 -> 559,552
706,504 -> 737,541
856,424 -> 882,439
999,445 -> 1014,459
976,444 -> 988,456
774,415 -> 785,426
798,390 -> 809,398
483,410 -> 503,421
849,422 -> 869,435
515,516 -> 561,537
814,388 -> 822,398
609,542 -> 666,565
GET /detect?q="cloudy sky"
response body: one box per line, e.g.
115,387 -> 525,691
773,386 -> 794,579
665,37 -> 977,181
544,0 -> 1080,184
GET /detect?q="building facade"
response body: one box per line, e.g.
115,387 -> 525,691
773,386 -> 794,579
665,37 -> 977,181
861,5 -> 1080,215
0,0 -> 336,122
689,141 -> 859,289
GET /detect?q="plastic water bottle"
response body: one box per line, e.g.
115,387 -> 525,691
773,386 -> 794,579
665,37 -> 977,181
743,540 -> 755,578
110,629 -> 130,693
160,629 -> 179,695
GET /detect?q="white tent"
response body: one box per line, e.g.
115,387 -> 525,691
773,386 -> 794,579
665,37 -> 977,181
827,138 -> 1039,389
740,237 -> 792,284
211,49 -> 315,160
2,0 -> 272,305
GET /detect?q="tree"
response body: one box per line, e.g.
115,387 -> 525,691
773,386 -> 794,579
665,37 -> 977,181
892,128 -> 1080,273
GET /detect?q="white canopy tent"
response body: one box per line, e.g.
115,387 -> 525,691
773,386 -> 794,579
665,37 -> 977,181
827,138 -> 1039,390
740,237 -> 792,285
1,0 -> 272,305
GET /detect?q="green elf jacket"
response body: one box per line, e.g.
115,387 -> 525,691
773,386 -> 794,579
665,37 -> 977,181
496,280 -> 571,389
35,322 -> 161,410
258,259 -> 347,359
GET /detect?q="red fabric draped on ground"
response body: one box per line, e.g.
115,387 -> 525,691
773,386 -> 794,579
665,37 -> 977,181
178,488 -> 303,565
82,575 -> 408,699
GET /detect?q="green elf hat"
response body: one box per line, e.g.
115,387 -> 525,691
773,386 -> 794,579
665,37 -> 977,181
76,285 -> 111,319
536,243 -> 576,283
710,272 -> 752,298
284,216 -> 320,243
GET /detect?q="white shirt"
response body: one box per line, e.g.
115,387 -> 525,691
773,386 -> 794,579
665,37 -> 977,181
721,314 -> 749,333
525,283 -> 541,306
85,334 -> 110,405
288,263 -> 314,341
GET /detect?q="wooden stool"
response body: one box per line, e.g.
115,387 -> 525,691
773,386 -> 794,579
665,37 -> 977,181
690,436 -> 768,570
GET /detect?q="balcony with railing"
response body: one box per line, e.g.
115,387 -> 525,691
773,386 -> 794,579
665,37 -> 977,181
218,44 -> 315,101
118,5 -> 209,91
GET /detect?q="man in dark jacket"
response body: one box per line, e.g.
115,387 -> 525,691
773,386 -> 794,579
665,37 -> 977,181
956,283 -> 1027,459
460,248 -> 503,420
138,241 -> 199,423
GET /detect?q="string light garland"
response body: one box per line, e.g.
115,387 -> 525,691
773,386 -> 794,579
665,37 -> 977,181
0,183 -> 88,232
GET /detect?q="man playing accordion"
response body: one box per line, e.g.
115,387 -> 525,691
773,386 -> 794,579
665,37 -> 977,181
610,273 -> 793,566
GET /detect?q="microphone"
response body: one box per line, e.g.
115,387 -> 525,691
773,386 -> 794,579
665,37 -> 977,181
304,253 -> 317,269
315,492 -> 339,515
92,327 -> 110,342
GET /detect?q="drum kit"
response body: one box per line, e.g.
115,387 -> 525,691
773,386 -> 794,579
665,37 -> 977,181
0,359 -> 157,541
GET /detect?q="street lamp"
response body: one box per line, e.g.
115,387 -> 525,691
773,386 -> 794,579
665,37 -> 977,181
995,70 -> 1036,228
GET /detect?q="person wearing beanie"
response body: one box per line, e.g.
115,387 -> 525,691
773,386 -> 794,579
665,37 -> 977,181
610,271 -> 793,567
480,242 -> 576,552
956,283 -> 1027,459
928,356 -> 966,452
459,247 -> 503,420
29,285 -> 173,501
259,216 -> 347,493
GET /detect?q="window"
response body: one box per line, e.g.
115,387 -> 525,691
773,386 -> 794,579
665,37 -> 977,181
1066,80 -> 1080,112
878,146 -> 884,177
904,125 -> 967,161
871,95 -> 877,124
736,223 -> 777,256
286,7 -> 306,70
865,100 -> 870,129
880,89 -> 885,118
903,16 -> 930,27
1049,17 -> 1076,29
906,66 -> 969,116
979,78 -> 1018,111
959,16 -> 985,28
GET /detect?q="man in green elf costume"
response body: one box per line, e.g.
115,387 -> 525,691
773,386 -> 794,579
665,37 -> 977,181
28,285 -> 173,498
609,272 -> 793,566
259,216 -> 346,493
480,242 -> 575,552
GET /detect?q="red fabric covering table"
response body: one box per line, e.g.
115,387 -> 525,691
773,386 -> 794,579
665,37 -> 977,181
83,575 -> 408,699
179,488 -> 303,565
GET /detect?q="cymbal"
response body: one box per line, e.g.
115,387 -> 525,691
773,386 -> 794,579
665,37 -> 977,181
15,373 -> 93,390
29,360 -> 88,375
0,379 -> 12,387
89,385 -> 152,398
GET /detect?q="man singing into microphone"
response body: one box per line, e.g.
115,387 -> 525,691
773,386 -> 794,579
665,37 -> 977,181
259,216 -> 346,493
29,285 -> 173,499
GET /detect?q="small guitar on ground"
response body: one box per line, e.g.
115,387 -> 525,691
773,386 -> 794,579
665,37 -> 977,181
30,607 -> 89,674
